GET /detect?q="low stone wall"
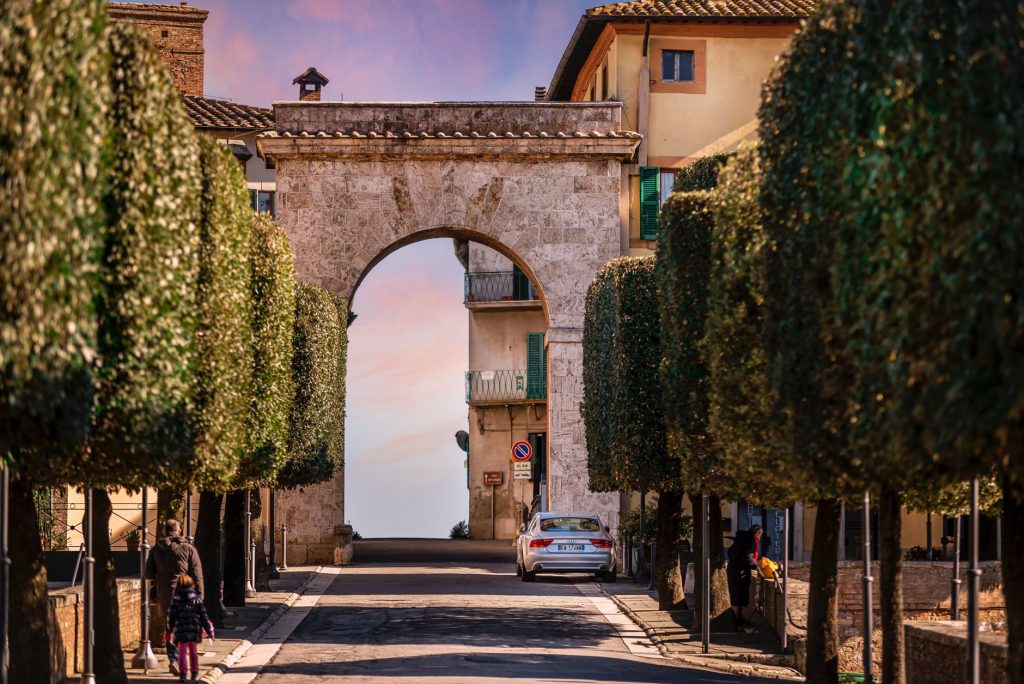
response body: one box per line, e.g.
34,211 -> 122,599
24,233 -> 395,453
786,561 -> 1003,639
905,621 -> 1008,684
50,577 -> 141,679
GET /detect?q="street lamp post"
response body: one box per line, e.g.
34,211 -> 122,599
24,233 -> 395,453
701,492 -> 710,655
184,490 -> 194,543
81,490 -> 96,684
0,467 -> 9,684
244,491 -> 256,598
967,479 -> 981,684
131,490 -> 159,670
268,490 -> 280,580
951,514 -> 962,620
861,492 -> 874,684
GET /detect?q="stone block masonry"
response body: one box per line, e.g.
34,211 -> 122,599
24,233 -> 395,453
50,577 -> 141,679
107,2 -> 208,97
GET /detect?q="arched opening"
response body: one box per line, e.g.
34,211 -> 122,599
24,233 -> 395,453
345,231 -> 550,542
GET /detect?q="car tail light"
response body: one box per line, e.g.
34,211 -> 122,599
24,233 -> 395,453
590,539 -> 612,548
529,538 -> 554,548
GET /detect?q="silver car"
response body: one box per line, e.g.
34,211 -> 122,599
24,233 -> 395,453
515,512 -> 617,582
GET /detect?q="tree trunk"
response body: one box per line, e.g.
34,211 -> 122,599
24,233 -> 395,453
1003,480 -> 1024,684
806,498 -> 842,684
654,490 -> 685,610
92,489 -> 127,684
222,489 -> 246,607
195,491 -> 226,628
155,489 -> 184,530
879,488 -> 905,684
688,493 -> 731,631
8,473 -> 65,683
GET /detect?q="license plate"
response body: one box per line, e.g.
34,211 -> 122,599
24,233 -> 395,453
557,544 -> 584,552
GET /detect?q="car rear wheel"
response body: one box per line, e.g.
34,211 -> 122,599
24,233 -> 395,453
521,568 -> 536,582
515,562 -> 522,577
596,568 -> 617,583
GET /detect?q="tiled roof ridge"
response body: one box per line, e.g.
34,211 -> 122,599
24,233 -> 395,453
258,129 -> 642,139
184,95 -> 274,131
586,0 -> 815,19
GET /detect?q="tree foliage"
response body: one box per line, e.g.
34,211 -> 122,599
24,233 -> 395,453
81,23 -> 202,489
674,154 -> 731,194
0,0 -> 107,458
583,257 -> 672,492
190,135 -> 254,491
238,215 -> 296,487
276,283 -> 346,489
703,145 -> 800,506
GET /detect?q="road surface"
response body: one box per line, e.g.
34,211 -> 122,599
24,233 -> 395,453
254,540 -> 776,683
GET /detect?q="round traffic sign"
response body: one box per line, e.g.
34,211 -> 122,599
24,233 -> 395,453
510,440 -> 532,462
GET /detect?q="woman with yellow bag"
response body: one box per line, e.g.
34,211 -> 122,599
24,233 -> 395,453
726,524 -> 762,632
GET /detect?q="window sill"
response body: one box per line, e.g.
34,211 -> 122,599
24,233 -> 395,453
651,80 -> 706,95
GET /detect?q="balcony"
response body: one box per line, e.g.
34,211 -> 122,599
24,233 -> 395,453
465,369 -> 546,404
464,271 -> 541,311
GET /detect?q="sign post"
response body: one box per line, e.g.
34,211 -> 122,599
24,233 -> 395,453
510,442 -> 532,529
483,472 -> 503,540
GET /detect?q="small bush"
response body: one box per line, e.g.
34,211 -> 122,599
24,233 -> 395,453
449,521 -> 469,539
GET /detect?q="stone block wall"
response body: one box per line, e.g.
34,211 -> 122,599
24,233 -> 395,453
906,621 -> 1007,684
50,577 -> 141,678
107,2 -> 208,97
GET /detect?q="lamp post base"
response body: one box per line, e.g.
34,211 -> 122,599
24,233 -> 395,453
130,641 -> 160,671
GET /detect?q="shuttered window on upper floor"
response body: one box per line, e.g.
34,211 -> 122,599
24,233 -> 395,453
526,332 -> 546,400
639,166 -> 660,240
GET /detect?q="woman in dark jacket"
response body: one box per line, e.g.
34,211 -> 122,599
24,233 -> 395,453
726,525 -> 762,631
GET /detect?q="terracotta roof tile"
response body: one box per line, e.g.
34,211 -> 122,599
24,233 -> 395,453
587,0 -> 815,19
258,130 -> 642,140
184,95 -> 274,131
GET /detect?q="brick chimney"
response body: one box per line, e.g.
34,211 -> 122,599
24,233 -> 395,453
534,86 -> 547,101
292,67 -> 329,102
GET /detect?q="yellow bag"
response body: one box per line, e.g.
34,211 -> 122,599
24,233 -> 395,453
759,557 -> 779,579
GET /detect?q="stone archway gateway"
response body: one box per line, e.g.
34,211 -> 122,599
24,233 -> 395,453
257,102 -> 639,564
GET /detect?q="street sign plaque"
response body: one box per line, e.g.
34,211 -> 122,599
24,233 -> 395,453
510,440 -> 532,462
513,461 -> 531,472
514,470 -> 531,480
483,471 -> 503,485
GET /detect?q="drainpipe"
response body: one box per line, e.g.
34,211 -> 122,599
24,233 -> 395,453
637,19 -> 651,167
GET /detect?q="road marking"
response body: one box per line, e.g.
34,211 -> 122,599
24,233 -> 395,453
214,566 -> 340,683
574,582 -> 664,659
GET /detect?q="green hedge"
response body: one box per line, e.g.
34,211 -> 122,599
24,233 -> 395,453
79,24 -> 203,488
674,154 -> 731,194
656,190 -> 728,494
703,146 -> 800,505
238,215 -> 296,487
191,135 -> 254,491
277,284 -> 345,489
583,257 -> 672,493
0,0 -> 107,459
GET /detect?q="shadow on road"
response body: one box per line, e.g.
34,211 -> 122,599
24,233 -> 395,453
258,651 -> 768,683
354,538 -> 515,564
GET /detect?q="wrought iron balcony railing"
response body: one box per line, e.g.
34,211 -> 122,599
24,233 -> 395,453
465,369 -> 546,403
464,271 -> 537,304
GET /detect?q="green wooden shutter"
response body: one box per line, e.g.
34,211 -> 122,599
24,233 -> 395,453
526,332 -> 546,400
639,166 -> 660,240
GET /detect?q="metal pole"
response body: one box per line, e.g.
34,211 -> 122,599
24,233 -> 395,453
244,491 -> 256,598
701,492 -> 710,654
280,523 -> 288,570
185,490 -> 193,544
951,514 -> 962,620
926,512 -> 933,561
81,490 -> 96,684
0,467 -> 9,684
250,534 -> 257,590
131,490 -> 158,670
648,540 -> 657,591
862,492 -> 874,683
781,507 -> 789,654
268,490 -> 280,580
636,492 -> 646,584
967,478 -> 980,684
490,484 -> 496,540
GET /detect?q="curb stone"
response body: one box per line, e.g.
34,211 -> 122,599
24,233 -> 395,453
602,588 -> 803,681
199,566 -> 325,683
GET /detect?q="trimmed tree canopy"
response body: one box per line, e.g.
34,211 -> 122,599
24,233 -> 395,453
703,146 -> 800,506
0,0 -> 107,458
277,283 -> 346,490
238,215 -> 296,487
80,23 -> 203,489
583,257 -> 672,493
674,154 -> 731,194
191,134 -> 254,491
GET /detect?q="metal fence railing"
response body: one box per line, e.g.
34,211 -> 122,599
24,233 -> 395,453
465,369 -> 546,403
464,271 -> 537,304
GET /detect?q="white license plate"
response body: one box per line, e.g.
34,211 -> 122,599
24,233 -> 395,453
557,544 -> 585,552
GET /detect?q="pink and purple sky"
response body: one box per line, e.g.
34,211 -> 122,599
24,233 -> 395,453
198,0 -> 596,537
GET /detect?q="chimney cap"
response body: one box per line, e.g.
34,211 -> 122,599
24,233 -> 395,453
292,67 -> 329,86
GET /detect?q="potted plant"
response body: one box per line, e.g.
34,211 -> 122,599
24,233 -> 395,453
126,528 -> 141,552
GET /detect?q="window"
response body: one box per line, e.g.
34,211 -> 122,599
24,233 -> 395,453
249,190 -> 275,218
662,50 -> 695,82
660,170 -> 676,206
526,332 -> 546,400
639,166 -> 660,240
161,29 -> 169,38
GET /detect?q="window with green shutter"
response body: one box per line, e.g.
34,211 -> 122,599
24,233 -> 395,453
639,166 -> 660,240
526,332 -> 546,400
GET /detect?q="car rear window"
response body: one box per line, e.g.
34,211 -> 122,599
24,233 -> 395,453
540,517 -> 600,532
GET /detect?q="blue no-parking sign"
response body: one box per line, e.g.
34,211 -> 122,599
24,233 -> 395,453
510,440 -> 532,462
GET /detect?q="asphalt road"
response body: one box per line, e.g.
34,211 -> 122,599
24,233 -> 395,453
254,540 -> 777,683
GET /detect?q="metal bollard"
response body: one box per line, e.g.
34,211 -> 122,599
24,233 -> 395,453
131,490 -> 158,670
951,514 -> 962,620
280,523 -> 288,570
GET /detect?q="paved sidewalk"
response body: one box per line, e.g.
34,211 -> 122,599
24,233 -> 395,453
601,580 -> 803,680
123,567 -> 317,684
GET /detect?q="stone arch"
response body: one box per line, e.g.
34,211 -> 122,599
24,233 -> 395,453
258,102 -> 639,563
